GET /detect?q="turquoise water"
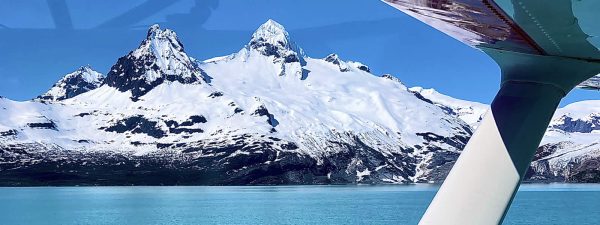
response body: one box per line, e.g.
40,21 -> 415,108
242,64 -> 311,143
0,184 -> 599,225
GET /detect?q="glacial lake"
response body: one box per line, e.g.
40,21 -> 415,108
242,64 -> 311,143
1,184 -> 599,225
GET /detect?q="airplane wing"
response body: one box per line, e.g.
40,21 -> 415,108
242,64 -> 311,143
382,1 -> 600,224
384,0 -> 600,89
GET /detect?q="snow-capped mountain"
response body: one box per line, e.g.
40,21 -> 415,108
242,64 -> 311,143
411,88 -> 600,183
0,20 -> 472,185
1,20 -> 599,186
104,24 -> 209,101
526,101 -> 600,182
37,66 -> 104,101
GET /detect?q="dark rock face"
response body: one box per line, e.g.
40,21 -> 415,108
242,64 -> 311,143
183,115 -> 207,125
524,142 -> 600,183
164,115 -> 207,134
567,159 -> 600,182
411,91 -> 435,105
251,105 -> 278,127
411,131 -> 471,183
524,143 -> 566,182
104,54 -> 205,101
75,112 -> 91,117
324,54 -> 341,64
169,128 -> 204,134
551,115 -> 600,133
0,130 -> 470,186
0,130 -> 18,137
416,131 -> 471,149
424,151 -> 461,182
532,143 -> 560,161
355,64 -> 371,73
102,115 -> 208,138
102,115 -> 166,138
249,39 -> 300,63
27,121 -> 58,130
208,91 -> 224,98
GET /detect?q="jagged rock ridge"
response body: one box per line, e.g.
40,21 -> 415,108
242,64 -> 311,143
37,66 -> 104,101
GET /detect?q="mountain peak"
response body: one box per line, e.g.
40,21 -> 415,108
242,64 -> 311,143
147,24 -> 161,36
248,19 -> 304,63
381,74 -> 402,83
136,24 -> 183,57
75,65 -> 102,82
324,54 -> 350,72
146,24 -> 179,42
104,24 -> 207,101
37,66 -> 105,101
251,19 -> 288,43
347,61 -> 371,73
324,53 -> 340,62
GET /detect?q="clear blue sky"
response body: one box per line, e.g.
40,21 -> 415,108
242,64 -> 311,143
0,0 -> 596,106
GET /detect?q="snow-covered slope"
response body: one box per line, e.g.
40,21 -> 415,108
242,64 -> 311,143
409,87 -> 488,128
0,20 -> 472,185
